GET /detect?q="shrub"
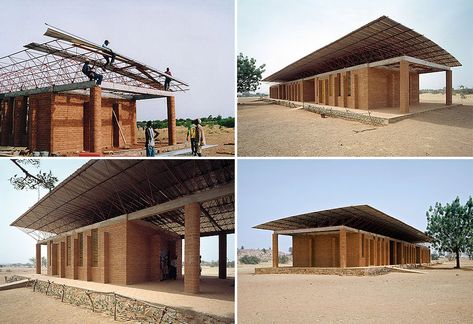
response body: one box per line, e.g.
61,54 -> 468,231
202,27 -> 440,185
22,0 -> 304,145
279,254 -> 289,264
239,255 -> 260,264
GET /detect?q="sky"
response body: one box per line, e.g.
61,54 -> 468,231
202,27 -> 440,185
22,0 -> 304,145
237,0 -> 473,93
0,159 -> 234,264
237,159 -> 473,252
0,0 -> 235,121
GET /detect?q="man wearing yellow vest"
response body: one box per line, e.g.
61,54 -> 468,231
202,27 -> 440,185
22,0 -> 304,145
186,119 -> 205,156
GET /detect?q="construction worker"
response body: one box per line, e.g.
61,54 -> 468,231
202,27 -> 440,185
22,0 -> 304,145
81,61 -> 103,85
101,40 -> 116,70
164,67 -> 172,91
195,119 -> 206,157
186,122 -> 198,156
145,121 -> 158,157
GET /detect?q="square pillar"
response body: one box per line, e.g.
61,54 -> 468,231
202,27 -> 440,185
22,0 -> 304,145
72,238 -> 78,279
1,99 -> 13,146
400,60 -> 410,113
218,233 -> 227,279
339,228 -> 347,268
89,86 -> 102,152
446,70 -> 452,105
35,243 -> 41,274
60,241 -> 66,278
86,235 -> 92,281
176,239 -> 183,280
167,96 -> 176,145
272,233 -> 278,267
184,202 -> 200,294
102,232 -> 109,283
51,243 -> 58,275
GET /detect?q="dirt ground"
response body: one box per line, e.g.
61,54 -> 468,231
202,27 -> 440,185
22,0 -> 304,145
136,125 -> 235,156
237,97 -> 473,157
0,288 -> 120,324
238,260 -> 473,323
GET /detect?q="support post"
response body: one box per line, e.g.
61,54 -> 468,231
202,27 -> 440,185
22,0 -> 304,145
72,238 -> 78,279
339,228 -> 347,268
184,202 -> 200,294
86,235 -> 92,281
60,241 -> 65,278
103,232 -> 109,283
90,86 -> 102,152
400,60 -> 410,113
272,233 -> 278,268
218,233 -> 227,279
446,70 -> 452,105
36,243 -> 41,274
167,96 -> 176,145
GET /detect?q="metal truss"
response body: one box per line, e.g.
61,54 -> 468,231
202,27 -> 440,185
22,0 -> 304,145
0,28 -> 189,96
18,227 -> 55,242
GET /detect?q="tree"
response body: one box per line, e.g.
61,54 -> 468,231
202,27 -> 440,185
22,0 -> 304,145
426,196 -> 473,268
239,255 -> 260,264
42,256 -> 47,267
9,159 -> 58,192
29,257 -> 35,267
237,53 -> 265,94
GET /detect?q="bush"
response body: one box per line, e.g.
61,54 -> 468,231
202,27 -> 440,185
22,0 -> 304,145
279,254 -> 289,264
431,251 -> 439,260
239,255 -> 260,264
227,261 -> 235,268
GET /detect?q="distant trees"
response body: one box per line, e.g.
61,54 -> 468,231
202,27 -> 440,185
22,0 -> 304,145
426,196 -> 473,268
239,255 -> 260,264
237,53 -> 265,94
278,254 -> 289,264
137,116 -> 235,130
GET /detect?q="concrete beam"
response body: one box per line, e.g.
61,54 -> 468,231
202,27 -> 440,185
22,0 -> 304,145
100,81 -> 174,97
0,81 -> 96,99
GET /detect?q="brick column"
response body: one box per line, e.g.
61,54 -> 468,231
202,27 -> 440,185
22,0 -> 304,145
1,99 -> 13,146
272,233 -> 278,268
72,238 -> 78,279
176,239 -> 183,279
86,235 -> 92,281
446,70 -> 452,105
339,228 -> 347,268
400,60 -> 410,113
184,202 -> 200,294
60,241 -> 65,278
47,241 -> 51,275
343,75 -> 348,107
36,243 -> 41,274
28,99 -> 37,151
52,243 -> 58,275
131,100 -> 137,145
218,233 -> 227,279
89,86 -> 102,152
103,232 -> 109,283
167,96 -> 176,145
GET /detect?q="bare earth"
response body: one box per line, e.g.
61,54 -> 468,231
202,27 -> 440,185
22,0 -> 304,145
137,125 -> 235,156
238,260 -> 473,323
237,96 -> 473,157
0,288 -> 119,324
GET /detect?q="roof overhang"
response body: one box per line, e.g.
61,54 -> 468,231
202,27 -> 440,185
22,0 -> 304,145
11,160 -> 234,240
264,15 -> 461,82
254,205 -> 431,243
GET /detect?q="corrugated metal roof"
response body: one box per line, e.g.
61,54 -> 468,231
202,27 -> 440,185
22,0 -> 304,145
254,205 -> 430,243
11,160 -> 234,237
264,16 -> 461,82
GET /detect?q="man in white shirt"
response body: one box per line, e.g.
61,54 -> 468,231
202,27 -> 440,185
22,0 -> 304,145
101,40 -> 116,70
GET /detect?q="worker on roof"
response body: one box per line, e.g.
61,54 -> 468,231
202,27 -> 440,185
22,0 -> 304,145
186,121 -> 198,156
164,67 -> 172,91
101,40 -> 116,70
144,121 -> 159,157
81,61 -> 103,85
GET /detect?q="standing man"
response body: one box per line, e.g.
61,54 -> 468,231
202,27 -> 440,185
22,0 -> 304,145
186,122 -> 198,156
195,119 -> 206,157
164,67 -> 172,91
145,121 -> 158,157
101,40 -> 116,70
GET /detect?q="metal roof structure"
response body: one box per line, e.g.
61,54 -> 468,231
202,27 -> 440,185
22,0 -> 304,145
254,205 -> 431,243
264,16 -> 461,82
0,24 -> 189,99
11,160 -> 234,241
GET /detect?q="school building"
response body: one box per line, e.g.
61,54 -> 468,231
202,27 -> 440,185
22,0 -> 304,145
265,16 -> 461,113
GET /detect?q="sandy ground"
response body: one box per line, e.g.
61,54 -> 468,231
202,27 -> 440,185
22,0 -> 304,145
0,288 -> 120,324
420,93 -> 473,105
237,98 -> 473,156
137,125 -> 235,156
238,260 -> 473,323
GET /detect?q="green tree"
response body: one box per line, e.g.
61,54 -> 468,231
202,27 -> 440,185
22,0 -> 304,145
42,256 -> 47,267
239,255 -> 260,264
426,196 -> 473,268
237,53 -> 266,94
29,257 -> 35,267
